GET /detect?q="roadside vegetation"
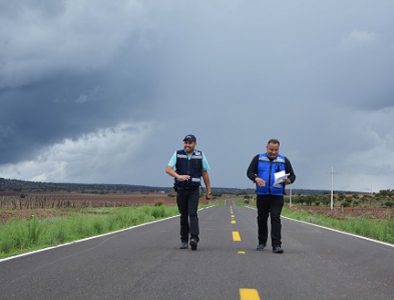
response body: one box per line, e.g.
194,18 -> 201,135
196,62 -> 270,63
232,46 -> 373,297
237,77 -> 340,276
281,207 -> 394,244
0,205 -> 178,259
236,190 -> 394,244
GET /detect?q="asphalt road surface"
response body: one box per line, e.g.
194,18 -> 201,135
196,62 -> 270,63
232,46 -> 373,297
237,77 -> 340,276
1,200 -> 393,300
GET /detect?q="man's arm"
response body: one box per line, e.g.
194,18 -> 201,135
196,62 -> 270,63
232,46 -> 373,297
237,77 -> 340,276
246,154 -> 259,182
165,166 -> 191,181
202,171 -> 212,200
165,152 -> 190,181
201,153 -> 212,199
247,155 -> 265,187
284,157 -> 296,184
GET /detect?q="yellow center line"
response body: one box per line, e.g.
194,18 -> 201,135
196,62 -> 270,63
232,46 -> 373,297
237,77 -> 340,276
237,250 -> 246,255
231,220 -> 236,224
239,288 -> 261,300
232,231 -> 241,241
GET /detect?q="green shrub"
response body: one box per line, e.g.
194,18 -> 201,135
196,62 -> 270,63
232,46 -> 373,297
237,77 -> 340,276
27,217 -> 42,245
151,206 -> 165,218
54,224 -> 66,243
93,219 -> 104,234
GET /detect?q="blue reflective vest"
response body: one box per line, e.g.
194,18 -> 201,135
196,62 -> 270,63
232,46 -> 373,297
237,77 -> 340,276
174,149 -> 203,189
256,153 -> 286,196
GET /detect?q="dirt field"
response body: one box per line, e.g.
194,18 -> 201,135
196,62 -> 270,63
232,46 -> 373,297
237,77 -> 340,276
0,192 -> 176,210
0,192 -> 212,223
0,209 -> 73,223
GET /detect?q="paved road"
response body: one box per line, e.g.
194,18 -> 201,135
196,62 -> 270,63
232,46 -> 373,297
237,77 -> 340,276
1,200 -> 393,299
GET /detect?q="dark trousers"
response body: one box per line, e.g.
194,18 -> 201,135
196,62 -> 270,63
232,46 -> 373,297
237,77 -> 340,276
256,194 -> 284,247
176,188 -> 200,243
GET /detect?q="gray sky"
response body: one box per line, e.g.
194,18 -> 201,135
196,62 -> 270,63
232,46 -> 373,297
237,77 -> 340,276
1,0 -> 393,192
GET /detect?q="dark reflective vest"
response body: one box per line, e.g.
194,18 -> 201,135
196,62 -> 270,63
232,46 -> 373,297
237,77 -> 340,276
256,153 -> 286,196
174,149 -> 203,189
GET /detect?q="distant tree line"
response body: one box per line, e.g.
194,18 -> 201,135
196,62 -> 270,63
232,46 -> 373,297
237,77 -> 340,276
241,190 -> 394,208
286,191 -> 394,208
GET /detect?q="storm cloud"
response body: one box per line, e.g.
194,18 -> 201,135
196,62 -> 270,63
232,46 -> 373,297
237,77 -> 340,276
1,0 -> 393,192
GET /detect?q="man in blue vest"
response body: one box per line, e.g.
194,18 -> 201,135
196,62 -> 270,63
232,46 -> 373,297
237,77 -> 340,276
165,134 -> 212,250
247,138 -> 296,253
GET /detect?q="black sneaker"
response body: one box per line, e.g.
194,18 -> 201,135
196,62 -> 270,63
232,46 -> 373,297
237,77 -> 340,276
179,242 -> 188,249
272,246 -> 284,254
256,244 -> 266,251
190,238 -> 198,251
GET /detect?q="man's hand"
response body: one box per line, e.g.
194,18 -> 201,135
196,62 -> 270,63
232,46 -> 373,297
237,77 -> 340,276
255,177 -> 265,187
205,192 -> 212,200
283,178 -> 292,185
176,175 -> 191,181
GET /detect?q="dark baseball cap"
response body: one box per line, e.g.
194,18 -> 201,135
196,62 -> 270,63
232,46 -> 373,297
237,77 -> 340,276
183,134 -> 196,142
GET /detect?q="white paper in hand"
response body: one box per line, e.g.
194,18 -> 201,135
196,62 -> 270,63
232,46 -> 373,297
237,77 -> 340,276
273,170 -> 289,187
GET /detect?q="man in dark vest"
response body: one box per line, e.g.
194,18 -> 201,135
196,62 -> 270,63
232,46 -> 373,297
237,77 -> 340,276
247,138 -> 296,253
165,134 -> 212,250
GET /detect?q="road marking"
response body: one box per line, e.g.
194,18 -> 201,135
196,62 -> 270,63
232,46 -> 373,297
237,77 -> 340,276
231,220 -> 236,224
232,231 -> 241,241
239,288 -> 261,300
244,205 -> 394,248
238,250 -> 246,255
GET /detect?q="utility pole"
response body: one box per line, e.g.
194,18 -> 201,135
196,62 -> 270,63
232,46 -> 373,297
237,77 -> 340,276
289,187 -> 292,208
330,166 -> 334,210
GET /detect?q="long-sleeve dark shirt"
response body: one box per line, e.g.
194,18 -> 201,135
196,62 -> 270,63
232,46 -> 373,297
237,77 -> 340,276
247,154 -> 296,183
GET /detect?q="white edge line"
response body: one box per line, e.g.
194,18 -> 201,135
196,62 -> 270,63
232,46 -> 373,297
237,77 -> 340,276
244,205 -> 394,248
0,205 -> 216,263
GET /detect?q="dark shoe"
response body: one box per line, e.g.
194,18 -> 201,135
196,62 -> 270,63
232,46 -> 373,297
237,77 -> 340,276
256,244 -> 266,251
190,238 -> 198,251
179,242 -> 188,249
272,246 -> 284,254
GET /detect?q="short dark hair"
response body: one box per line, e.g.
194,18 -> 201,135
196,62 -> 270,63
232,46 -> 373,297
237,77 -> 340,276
267,138 -> 280,146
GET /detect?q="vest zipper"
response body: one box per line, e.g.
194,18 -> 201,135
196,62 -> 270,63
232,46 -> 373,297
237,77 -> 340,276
186,154 -> 191,177
268,161 -> 272,194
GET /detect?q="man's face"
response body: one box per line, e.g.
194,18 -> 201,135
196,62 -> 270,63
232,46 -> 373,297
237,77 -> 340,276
183,140 -> 196,153
266,142 -> 280,159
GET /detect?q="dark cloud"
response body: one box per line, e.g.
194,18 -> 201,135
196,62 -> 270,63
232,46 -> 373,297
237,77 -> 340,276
0,44 -> 158,163
0,1 -> 65,18
1,1 -> 394,191
0,1 -> 162,162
